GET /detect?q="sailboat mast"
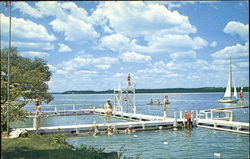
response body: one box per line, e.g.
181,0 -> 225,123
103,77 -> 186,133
229,56 -> 232,98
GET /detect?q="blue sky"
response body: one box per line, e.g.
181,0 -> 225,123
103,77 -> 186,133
1,1 -> 249,92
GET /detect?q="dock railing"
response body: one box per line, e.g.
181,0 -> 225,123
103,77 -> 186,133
197,109 -> 233,121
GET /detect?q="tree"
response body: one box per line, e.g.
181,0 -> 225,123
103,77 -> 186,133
1,47 -> 54,132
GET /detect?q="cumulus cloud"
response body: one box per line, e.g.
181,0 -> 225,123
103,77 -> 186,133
96,33 -> 132,52
1,41 -> 54,51
60,55 -> 118,71
92,1 -> 196,38
170,50 -> 197,60
132,34 -> 207,53
1,13 -> 56,41
13,2 -> 43,18
20,51 -> 49,57
211,42 -> 249,58
14,1 -> 99,42
58,43 -> 72,52
224,21 -> 249,41
120,52 -> 152,63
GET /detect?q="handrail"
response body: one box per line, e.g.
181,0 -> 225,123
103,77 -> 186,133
25,104 -> 93,107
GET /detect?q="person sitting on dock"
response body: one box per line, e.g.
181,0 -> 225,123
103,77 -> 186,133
125,125 -> 133,134
184,111 -> 192,129
88,121 -> 100,136
104,99 -> 113,125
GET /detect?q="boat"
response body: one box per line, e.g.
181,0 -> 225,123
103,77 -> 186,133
218,57 -> 239,103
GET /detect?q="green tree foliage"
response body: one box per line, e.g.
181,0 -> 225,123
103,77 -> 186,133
1,47 -> 54,131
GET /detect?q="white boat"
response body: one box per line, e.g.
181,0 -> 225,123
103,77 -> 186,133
218,57 -> 239,103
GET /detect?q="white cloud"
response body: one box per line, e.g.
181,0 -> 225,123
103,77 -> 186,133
50,15 -> 99,42
1,41 -> 54,51
92,1 -> 196,38
61,55 -> 118,71
58,43 -> 72,52
120,52 -> 152,63
13,2 -> 43,18
35,1 -> 99,42
20,51 -> 49,57
224,21 -> 249,41
132,34 -> 207,53
1,13 -> 56,41
210,41 -> 217,47
211,42 -> 249,58
56,70 -> 67,75
97,33 -> 131,52
237,62 -> 249,68
94,65 -> 110,70
170,50 -> 197,60
47,64 -> 57,72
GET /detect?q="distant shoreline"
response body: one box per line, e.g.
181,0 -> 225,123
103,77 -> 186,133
51,87 -> 249,94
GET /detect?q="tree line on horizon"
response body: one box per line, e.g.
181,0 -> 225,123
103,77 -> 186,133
60,87 -> 249,94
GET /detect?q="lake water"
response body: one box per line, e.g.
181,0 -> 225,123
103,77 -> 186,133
15,92 -> 249,158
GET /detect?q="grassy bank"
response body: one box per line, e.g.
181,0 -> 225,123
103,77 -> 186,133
1,133 -> 122,159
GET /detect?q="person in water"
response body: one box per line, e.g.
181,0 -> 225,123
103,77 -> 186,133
240,87 -> 244,106
125,125 -> 133,134
88,121 -> 100,136
106,125 -> 114,135
184,111 -> 192,129
104,99 -> 113,124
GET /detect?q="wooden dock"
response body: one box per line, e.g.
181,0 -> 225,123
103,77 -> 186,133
20,107 -> 249,135
22,119 -> 183,134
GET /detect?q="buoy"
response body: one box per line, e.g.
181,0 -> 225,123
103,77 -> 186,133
133,135 -> 138,137
163,141 -> 168,144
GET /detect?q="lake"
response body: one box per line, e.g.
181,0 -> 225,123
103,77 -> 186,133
15,92 -> 249,158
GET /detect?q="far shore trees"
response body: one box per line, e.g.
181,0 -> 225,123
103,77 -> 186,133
1,47 -> 53,132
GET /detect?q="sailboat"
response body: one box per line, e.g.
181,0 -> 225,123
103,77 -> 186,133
218,57 -> 239,103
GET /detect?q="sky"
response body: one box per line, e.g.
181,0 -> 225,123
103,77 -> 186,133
0,1 -> 249,92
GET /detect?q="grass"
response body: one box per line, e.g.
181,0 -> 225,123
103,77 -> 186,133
1,132 -> 121,159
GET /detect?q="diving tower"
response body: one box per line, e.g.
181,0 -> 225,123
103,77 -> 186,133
113,73 -> 136,114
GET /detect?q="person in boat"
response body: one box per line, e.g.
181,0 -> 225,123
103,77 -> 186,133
35,98 -> 42,130
240,87 -> 244,106
88,121 -> 100,136
125,125 -> 133,134
149,99 -> 153,104
157,99 -> 161,104
184,111 -> 192,129
104,99 -> 113,124
163,96 -> 169,120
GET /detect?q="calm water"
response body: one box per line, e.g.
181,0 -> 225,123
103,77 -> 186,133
15,93 -> 249,158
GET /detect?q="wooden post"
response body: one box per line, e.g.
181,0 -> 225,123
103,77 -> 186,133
211,110 -> 213,120
174,112 -> 177,127
180,110 -> 183,119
